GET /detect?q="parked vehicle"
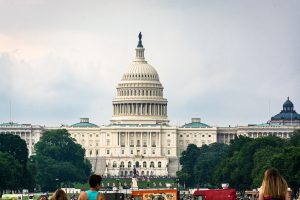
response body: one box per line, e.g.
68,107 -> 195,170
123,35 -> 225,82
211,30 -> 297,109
193,188 -> 236,200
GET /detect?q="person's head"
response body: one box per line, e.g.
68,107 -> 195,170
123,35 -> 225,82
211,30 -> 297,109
261,167 -> 288,198
51,189 -> 68,200
88,174 -> 102,189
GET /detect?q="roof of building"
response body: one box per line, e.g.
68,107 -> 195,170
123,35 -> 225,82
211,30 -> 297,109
181,122 -> 210,128
0,122 -> 22,127
271,112 -> 300,121
71,122 -> 98,128
270,97 -> 300,121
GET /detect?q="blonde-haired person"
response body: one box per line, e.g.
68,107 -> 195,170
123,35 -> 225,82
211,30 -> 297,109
51,189 -> 68,200
259,167 -> 289,200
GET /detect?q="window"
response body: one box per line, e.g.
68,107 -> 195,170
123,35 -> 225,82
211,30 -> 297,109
167,139 -> 171,146
208,135 -> 211,137
130,140 -> 134,147
180,135 -> 183,137
135,161 -> 140,168
168,134 -> 170,137
90,150 -> 92,156
131,149 -> 133,154
143,141 -> 147,147
113,161 -> 117,168
158,162 -> 161,168
167,150 -> 170,155
106,150 -> 110,155
143,149 -> 146,154
121,149 -> 124,154
152,149 -> 155,155
151,141 -> 156,147
143,161 -> 147,168
128,161 -> 132,168
150,161 -> 154,168
120,161 -> 124,168
90,134 -> 92,137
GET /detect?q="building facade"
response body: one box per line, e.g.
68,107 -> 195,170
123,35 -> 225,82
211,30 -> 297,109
0,122 -> 44,156
1,34 -> 299,177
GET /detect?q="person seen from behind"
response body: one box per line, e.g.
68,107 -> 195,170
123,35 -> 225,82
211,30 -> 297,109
78,174 -> 105,200
50,189 -> 68,200
259,167 -> 289,200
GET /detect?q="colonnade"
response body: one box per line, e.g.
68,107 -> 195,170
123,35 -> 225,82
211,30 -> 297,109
113,103 -> 167,116
117,131 -> 161,148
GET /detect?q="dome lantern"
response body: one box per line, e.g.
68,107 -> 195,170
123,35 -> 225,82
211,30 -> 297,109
135,32 -> 145,61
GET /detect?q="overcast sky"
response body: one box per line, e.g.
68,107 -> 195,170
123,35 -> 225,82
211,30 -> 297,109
0,0 -> 299,127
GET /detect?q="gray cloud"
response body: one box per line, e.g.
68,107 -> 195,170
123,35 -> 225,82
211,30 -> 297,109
0,0 -> 299,126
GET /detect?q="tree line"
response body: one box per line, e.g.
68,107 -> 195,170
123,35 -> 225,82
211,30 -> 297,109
0,129 -> 91,193
177,129 -> 300,194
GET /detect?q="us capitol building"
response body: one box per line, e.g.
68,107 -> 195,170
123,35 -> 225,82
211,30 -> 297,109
1,33 -> 300,177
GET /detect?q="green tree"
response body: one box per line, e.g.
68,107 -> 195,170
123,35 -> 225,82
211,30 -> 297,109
213,136 -> 285,192
251,146 -> 282,188
34,129 -> 91,191
269,146 -> 300,196
178,144 -> 200,187
289,129 -> 300,146
0,151 -> 22,192
0,134 -> 33,191
193,143 -> 228,188
0,134 -> 28,165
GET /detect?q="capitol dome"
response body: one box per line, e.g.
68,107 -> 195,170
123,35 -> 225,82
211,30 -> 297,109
111,33 -> 168,124
121,62 -> 160,82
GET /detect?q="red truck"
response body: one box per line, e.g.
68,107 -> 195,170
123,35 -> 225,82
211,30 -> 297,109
193,188 -> 236,200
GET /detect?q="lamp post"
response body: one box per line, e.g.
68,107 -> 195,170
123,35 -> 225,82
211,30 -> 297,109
55,178 -> 60,189
176,178 -> 180,200
116,178 -> 119,193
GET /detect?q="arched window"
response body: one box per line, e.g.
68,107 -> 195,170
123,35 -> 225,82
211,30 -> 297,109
158,161 -> 161,168
143,161 -> 147,168
150,161 -> 154,168
120,161 -> 124,168
128,161 -> 132,168
113,161 -> 117,168
135,161 -> 140,168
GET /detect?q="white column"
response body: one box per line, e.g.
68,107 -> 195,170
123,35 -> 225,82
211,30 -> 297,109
148,132 -> 151,146
134,132 -> 136,148
127,132 -> 129,146
140,132 -> 142,149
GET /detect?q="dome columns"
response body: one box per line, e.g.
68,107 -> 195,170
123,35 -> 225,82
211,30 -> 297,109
113,102 -> 167,117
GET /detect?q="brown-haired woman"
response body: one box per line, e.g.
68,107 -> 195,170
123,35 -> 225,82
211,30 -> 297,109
259,167 -> 289,200
51,189 -> 68,200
